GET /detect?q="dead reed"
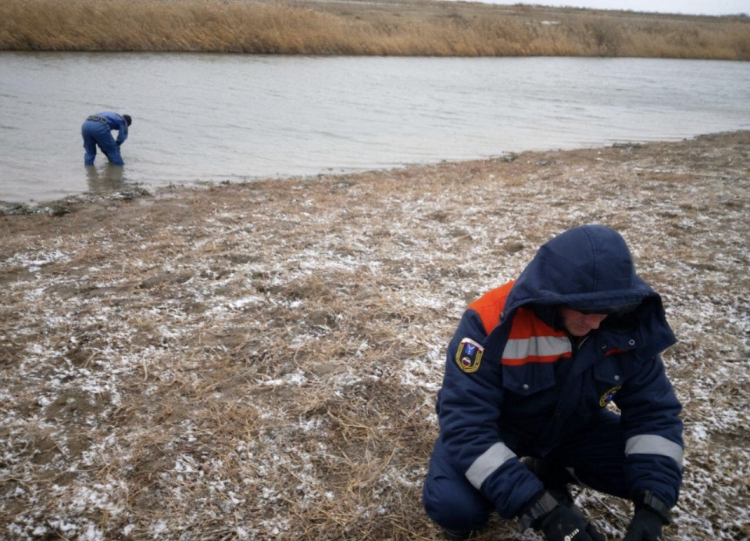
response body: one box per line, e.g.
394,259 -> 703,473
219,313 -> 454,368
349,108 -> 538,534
1,0 -> 749,59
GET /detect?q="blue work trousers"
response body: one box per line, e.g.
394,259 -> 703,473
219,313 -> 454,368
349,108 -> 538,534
82,119 -> 124,166
423,409 -> 629,531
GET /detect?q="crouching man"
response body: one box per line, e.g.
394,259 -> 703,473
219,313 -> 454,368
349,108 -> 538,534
423,225 -> 683,541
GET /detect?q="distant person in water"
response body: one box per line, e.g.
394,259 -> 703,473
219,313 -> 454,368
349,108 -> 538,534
81,112 -> 132,166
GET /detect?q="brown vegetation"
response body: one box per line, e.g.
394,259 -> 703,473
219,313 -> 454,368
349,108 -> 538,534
1,132 -> 749,540
1,0 -> 749,58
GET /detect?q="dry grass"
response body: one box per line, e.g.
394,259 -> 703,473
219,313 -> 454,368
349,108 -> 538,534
1,132 -> 749,540
1,0 -> 749,58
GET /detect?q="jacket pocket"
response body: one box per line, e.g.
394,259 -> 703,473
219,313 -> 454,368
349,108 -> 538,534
593,353 -> 633,386
502,363 -> 556,397
593,357 -> 631,408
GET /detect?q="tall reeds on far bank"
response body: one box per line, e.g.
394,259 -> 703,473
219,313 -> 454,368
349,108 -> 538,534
1,0 -> 748,59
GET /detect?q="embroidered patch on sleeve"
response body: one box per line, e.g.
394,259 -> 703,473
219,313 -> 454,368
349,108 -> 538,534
455,338 -> 484,373
599,385 -> 622,407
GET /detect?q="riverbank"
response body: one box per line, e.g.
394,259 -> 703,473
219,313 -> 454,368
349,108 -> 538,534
1,131 -> 749,540
1,0 -> 749,59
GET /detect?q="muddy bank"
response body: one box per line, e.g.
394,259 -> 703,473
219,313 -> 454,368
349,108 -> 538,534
1,131 -> 748,540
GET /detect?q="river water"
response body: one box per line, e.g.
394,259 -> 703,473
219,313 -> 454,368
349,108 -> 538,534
1,53 -> 749,203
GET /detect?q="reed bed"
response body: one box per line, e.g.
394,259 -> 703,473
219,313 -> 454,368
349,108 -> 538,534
1,0 -> 749,59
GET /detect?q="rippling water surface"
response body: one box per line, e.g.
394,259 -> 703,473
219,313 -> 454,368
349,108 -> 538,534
1,53 -> 749,203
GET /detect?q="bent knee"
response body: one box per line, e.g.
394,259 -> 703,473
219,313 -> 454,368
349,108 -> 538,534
423,474 -> 491,531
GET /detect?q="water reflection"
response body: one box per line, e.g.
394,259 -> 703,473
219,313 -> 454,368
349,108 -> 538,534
85,165 -> 126,194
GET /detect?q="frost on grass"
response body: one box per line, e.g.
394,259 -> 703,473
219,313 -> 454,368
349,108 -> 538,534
1,131 -> 748,540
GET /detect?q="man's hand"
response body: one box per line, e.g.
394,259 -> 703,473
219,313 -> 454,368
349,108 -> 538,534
520,491 -> 605,541
536,504 -> 606,541
624,490 -> 673,541
623,507 -> 665,541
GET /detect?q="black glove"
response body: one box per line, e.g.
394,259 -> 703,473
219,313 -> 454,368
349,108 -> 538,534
623,504 -> 671,541
623,507 -> 665,541
537,505 -> 606,541
623,490 -> 673,541
520,492 -> 605,541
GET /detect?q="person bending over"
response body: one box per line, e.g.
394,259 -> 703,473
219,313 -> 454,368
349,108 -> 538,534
81,111 -> 132,166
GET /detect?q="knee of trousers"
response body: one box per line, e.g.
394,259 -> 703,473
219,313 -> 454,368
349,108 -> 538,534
423,472 -> 492,531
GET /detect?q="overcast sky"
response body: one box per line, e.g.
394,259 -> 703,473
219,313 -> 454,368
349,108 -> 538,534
476,1 -> 750,16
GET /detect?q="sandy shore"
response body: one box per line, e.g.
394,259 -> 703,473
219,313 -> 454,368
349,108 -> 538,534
1,132 -> 748,540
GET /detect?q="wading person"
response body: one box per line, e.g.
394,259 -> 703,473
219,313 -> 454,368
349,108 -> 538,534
81,112 -> 132,166
423,225 -> 683,541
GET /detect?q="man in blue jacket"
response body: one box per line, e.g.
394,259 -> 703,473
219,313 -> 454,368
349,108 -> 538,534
423,225 -> 683,541
81,112 -> 132,166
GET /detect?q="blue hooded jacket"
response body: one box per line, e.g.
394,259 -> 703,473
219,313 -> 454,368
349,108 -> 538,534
436,225 -> 683,518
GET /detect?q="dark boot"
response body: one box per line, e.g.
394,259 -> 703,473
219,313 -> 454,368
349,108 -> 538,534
441,527 -> 476,540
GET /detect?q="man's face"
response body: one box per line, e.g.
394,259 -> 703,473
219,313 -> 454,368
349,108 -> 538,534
558,308 -> 608,337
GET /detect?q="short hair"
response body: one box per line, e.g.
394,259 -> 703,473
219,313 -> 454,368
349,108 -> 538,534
123,114 -> 132,126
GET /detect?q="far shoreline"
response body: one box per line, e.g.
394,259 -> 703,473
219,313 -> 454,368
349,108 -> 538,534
2,0 -> 749,60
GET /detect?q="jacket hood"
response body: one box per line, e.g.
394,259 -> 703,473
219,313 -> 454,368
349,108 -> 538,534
481,225 -> 675,372
505,225 -> 657,315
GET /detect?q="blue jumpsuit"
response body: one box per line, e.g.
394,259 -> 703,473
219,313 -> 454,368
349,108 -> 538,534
81,112 -> 129,166
423,225 -> 684,532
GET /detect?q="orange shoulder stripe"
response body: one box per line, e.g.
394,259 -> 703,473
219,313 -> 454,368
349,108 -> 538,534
468,283 -> 572,366
508,307 -> 565,339
468,281 -> 515,334
502,307 -> 570,366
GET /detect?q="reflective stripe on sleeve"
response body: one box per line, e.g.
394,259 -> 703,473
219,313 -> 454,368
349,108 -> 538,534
465,442 -> 517,489
502,336 -> 572,365
625,434 -> 684,468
